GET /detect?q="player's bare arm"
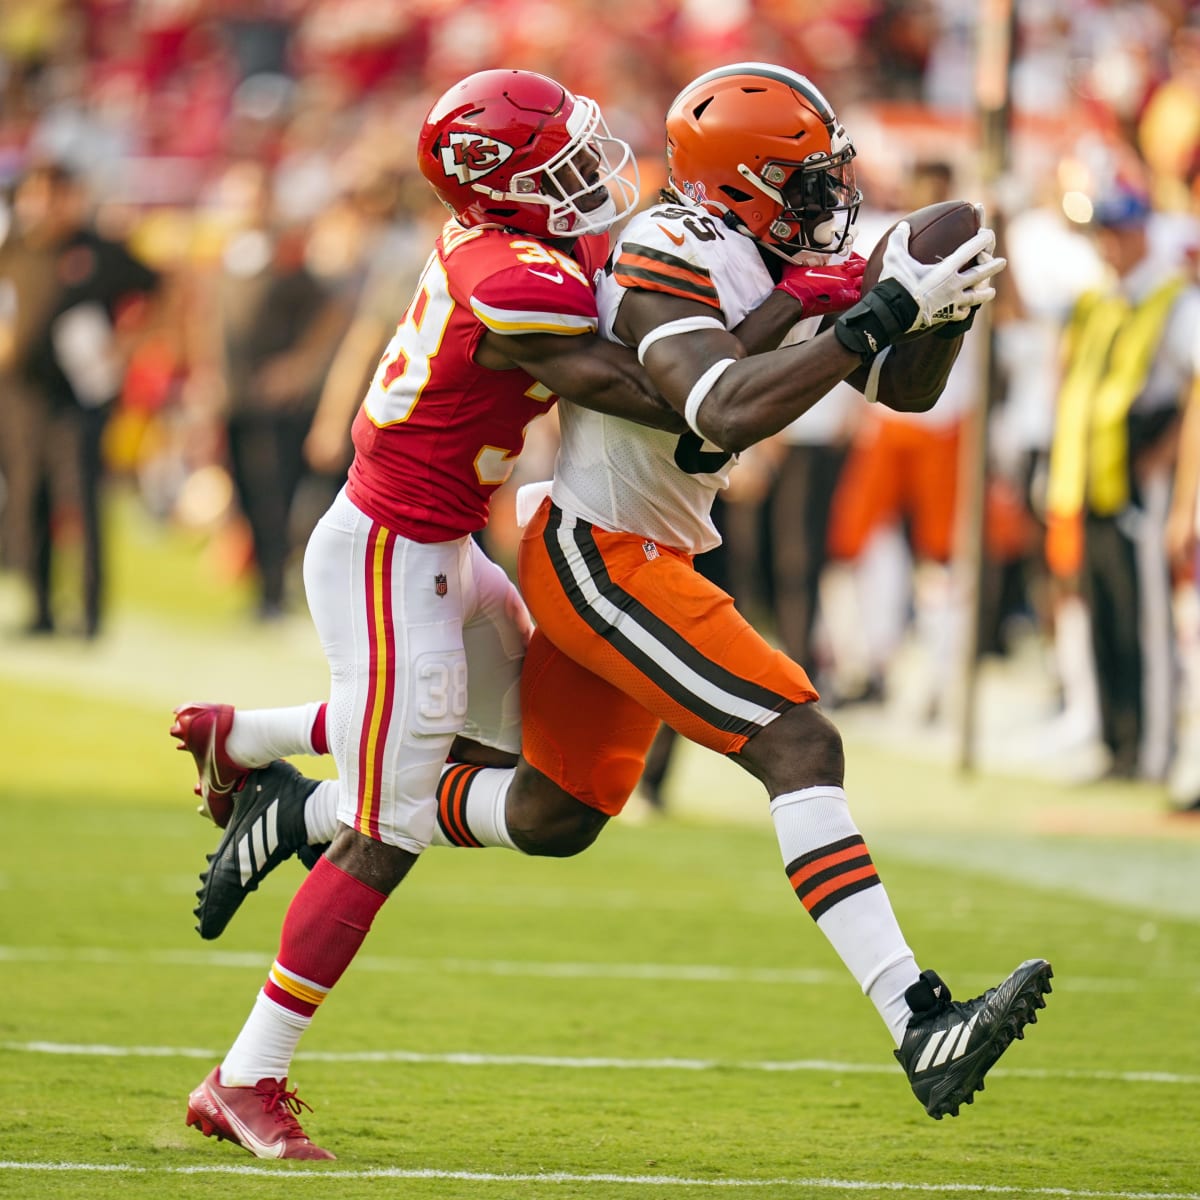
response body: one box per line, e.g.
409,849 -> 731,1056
618,219 -> 1002,454
477,327 -> 686,433
673,251 -> 959,414
731,289 -> 821,354
733,255 -> 867,353
618,288 -> 859,453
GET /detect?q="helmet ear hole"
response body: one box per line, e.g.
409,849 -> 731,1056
719,184 -> 753,203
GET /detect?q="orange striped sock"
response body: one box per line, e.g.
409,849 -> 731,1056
436,764 -> 487,847
785,834 -> 880,918
771,786 -> 918,1044
432,763 -> 518,850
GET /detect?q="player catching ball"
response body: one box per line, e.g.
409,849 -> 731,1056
175,63 -> 1051,1154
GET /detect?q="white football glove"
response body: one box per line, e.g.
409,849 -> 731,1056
879,221 -> 1007,332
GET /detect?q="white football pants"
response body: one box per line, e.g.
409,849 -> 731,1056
303,488 -> 529,853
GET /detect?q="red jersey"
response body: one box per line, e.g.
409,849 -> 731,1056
346,218 -> 607,542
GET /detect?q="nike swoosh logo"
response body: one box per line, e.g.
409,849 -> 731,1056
657,224 -> 686,247
206,723 -> 238,793
528,268 -> 563,284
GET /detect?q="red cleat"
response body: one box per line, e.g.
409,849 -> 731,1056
170,702 -> 247,828
185,1066 -> 335,1160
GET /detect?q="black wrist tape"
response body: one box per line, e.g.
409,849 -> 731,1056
833,278 -> 919,359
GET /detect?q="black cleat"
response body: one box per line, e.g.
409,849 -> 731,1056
193,761 -> 320,940
895,958 -> 1053,1119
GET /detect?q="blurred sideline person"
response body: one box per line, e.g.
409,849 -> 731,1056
1167,370 -> 1200,810
1045,181 -> 1200,782
761,382 -> 856,675
177,64 -> 1050,1136
0,161 -> 160,637
191,163 -> 353,620
822,163 -> 976,715
173,68 -> 694,1161
1166,353 -> 1200,575
991,181 -> 1109,756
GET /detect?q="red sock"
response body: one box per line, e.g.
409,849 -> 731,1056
263,855 -> 386,1018
310,702 -> 329,756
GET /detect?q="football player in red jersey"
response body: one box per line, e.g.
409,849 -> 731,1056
178,67 -> 709,1161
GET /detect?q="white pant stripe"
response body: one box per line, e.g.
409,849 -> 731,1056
553,519 -> 777,729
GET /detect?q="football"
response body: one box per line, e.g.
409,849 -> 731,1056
860,199 -> 981,340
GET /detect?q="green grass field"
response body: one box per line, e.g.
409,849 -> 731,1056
1,493 -> 1198,1199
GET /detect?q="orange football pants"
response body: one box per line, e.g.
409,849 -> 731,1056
517,499 -> 817,815
827,414 -> 961,563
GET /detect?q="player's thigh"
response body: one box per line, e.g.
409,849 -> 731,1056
303,494 -> 473,852
519,626 -> 660,816
519,499 -> 816,757
459,537 -> 531,757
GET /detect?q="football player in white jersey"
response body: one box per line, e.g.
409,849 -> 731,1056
179,64 -> 1050,1122
515,65 -> 1049,1121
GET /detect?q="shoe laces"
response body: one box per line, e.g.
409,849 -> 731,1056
254,1078 -> 313,1136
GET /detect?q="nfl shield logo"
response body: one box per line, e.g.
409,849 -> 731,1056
642,541 -> 659,561
435,573 -> 448,597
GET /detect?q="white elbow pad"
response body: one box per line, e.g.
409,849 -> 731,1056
637,315 -> 728,365
684,358 -> 736,439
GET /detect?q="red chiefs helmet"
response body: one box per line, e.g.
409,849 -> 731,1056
417,69 -> 640,239
665,63 -> 861,259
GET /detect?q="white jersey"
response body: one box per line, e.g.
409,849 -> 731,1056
549,196 -> 821,554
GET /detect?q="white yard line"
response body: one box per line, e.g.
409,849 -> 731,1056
3,1040 -> 1196,1087
1,944 -> 1192,994
0,1161 -> 1195,1198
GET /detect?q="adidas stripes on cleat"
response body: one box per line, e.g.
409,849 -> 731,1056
193,761 -> 318,940
895,958 -> 1053,1119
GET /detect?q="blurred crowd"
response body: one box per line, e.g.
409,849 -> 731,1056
1,0 -> 1199,808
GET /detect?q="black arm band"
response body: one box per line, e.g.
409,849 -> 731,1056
833,278 -> 919,360
931,308 -> 977,339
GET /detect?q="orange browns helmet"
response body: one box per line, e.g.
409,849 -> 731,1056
417,68 -> 640,240
665,63 -> 861,259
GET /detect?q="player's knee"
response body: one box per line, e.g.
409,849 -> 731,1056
801,705 -> 846,781
505,782 -> 605,856
326,825 -> 419,894
506,761 -> 611,856
739,701 -> 845,792
509,803 -> 607,857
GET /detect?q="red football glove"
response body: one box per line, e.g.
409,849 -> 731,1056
775,254 -> 866,317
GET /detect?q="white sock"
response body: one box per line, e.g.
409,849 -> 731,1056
299,766 -> 518,850
220,989 -> 311,1086
430,765 -> 519,850
226,702 -> 326,768
304,780 -> 341,844
771,786 -> 920,1045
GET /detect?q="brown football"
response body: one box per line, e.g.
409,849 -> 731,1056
861,200 -> 980,340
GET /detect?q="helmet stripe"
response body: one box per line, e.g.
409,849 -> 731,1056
669,62 -> 835,126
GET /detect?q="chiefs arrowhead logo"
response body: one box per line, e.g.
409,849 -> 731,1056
441,132 -> 514,184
